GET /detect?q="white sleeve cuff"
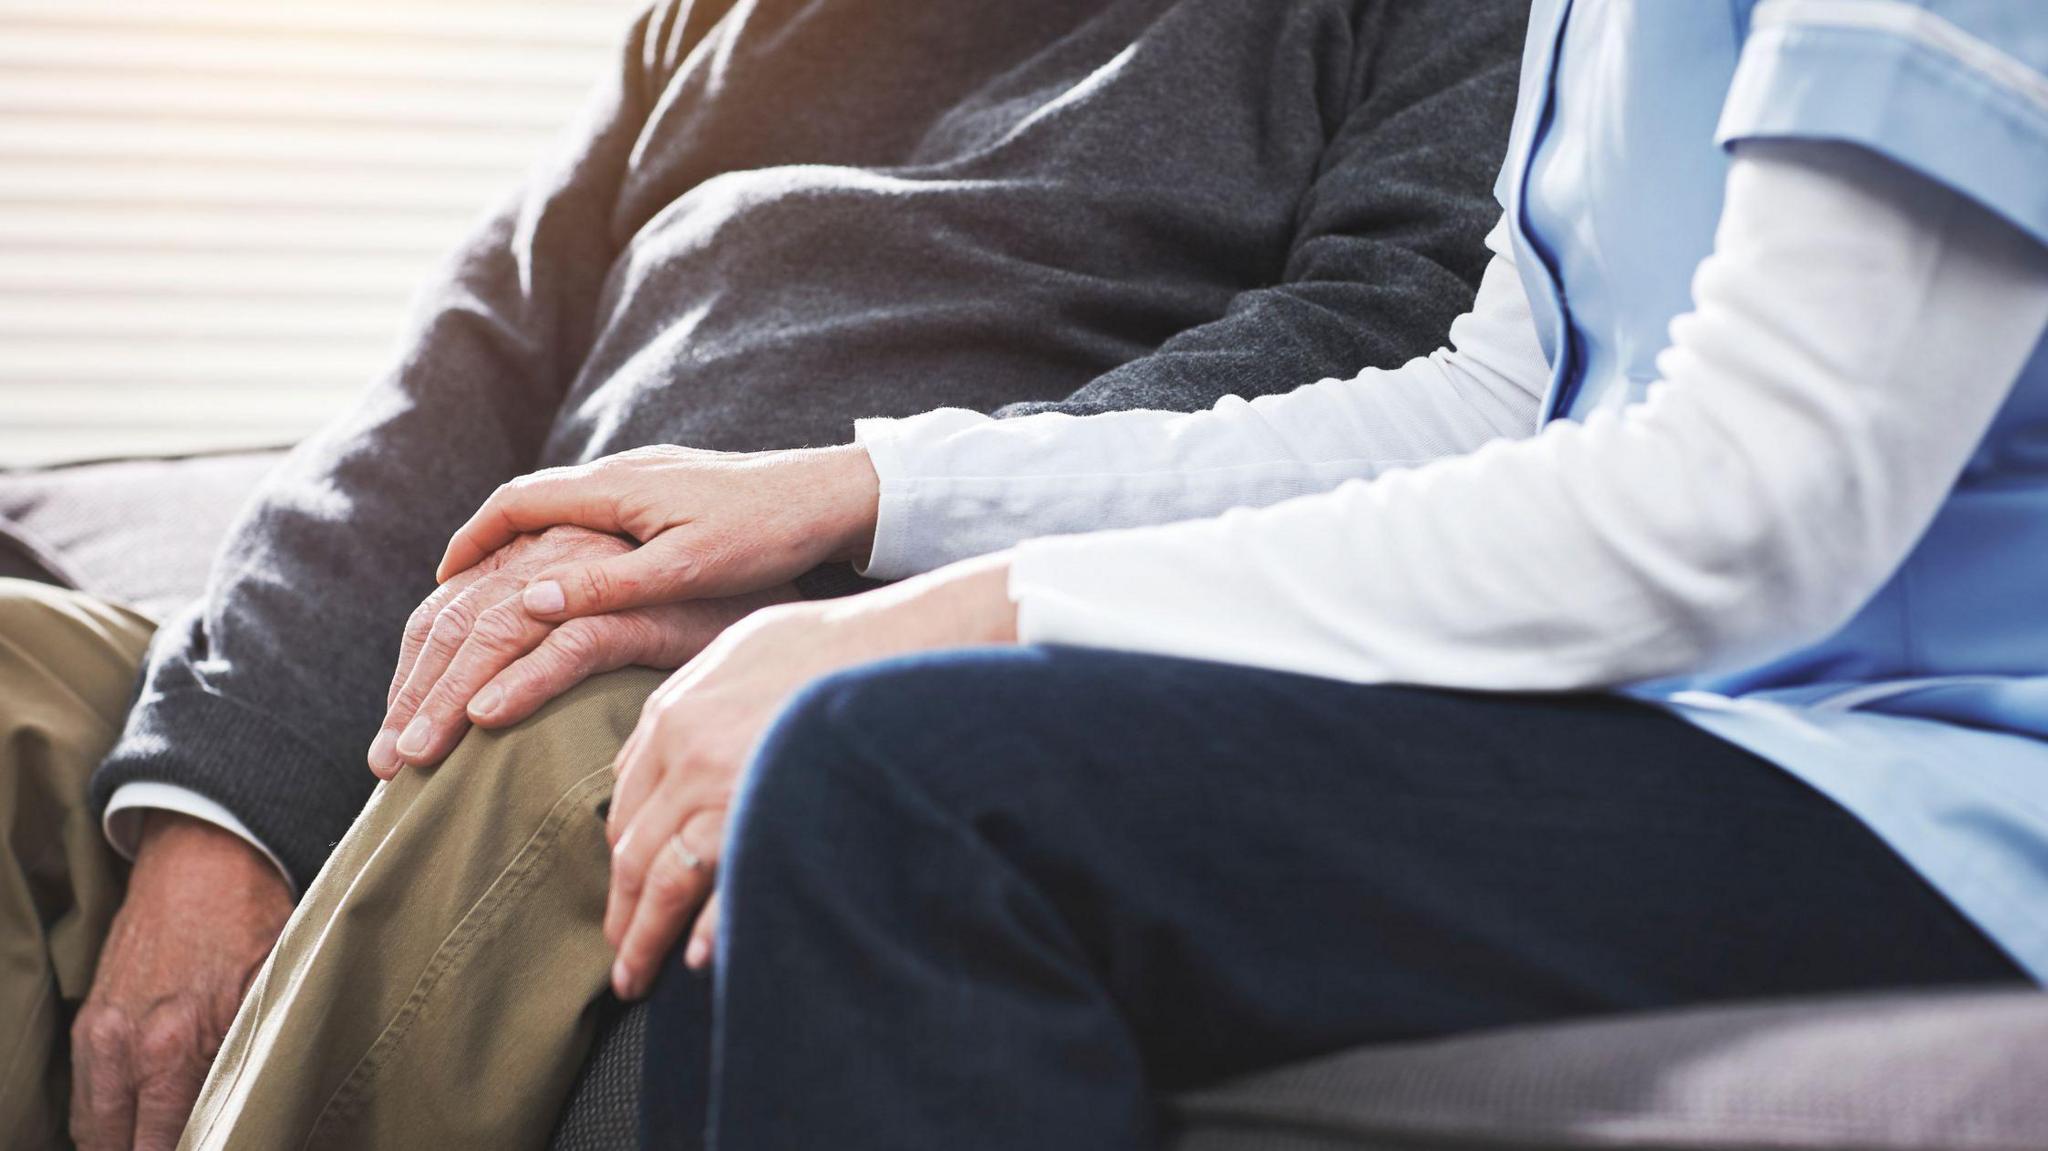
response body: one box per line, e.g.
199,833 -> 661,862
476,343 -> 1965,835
1008,534 -> 1093,648
103,782 -> 298,896
854,409 -> 999,580
1006,525 -> 1255,664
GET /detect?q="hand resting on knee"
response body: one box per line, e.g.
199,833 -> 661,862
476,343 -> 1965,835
372,522 -> 796,776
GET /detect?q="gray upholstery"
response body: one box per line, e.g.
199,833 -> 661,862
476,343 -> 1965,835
0,512 -> 77,589
1169,990 -> 2048,1150
552,999 -> 645,1150
0,450 -> 280,621
6,453 -> 2045,1151
570,990 -> 2048,1151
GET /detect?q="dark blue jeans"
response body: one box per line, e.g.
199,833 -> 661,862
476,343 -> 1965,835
642,646 -> 2023,1150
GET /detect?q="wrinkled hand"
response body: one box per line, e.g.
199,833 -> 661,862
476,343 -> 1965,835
436,444 -> 880,622
603,554 -> 1017,999
70,813 -> 293,1151
374,523 -> 796,777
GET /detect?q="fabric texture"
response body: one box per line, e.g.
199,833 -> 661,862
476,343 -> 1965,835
87,0 -> 1524,893
549,998 -> 645,1151
853,136 -> 2048,697
0,452 -> 280,623
1168,989 -> 2048,1151
1718,0 -> 2048,250
855,219 -> 1542,581
179,669 -> 663,1151
0,518 -> 80,591
0,581 -> 156,1150
638,645 -> 2022,1150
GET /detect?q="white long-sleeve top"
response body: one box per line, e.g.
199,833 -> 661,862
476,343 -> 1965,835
856,141 -> 2048,690
112,143 -> 2048,888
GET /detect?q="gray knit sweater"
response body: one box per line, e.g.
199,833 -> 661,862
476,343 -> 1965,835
94,0 -> 1525,891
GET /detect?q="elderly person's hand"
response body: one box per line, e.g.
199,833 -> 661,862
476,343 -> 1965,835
373,523 -> 797,777
69,814 -> 293,1151
435,444 -> 880,620
602,553 -> 1016,1000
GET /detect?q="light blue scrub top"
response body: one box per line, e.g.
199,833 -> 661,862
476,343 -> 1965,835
1496,0 -> 2048,978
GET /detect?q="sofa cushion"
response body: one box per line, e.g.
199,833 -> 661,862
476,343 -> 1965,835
1168,989 -> 2048,1150
564,989 -> 2048,1150
0,450 -> 282,619
0,513 -> 81,589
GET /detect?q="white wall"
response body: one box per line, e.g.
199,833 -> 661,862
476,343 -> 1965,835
0,0 -> 644,466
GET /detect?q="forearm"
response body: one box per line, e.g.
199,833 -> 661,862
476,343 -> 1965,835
854,232 -> 1544,579
1007,144 -> 2048,689
103,783 -> 293,893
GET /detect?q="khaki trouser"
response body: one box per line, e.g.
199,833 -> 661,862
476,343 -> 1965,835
180,663 -> 658,1151
0,581 -> 155,1150
0,579 -> 653,1151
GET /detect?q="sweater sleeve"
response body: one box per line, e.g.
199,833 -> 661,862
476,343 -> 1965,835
999,0 -> 1524,420
87,3 -> 689,893
855,219 -> 1546,578
786,0 -> 1525,604
1005,143 -> 2048,689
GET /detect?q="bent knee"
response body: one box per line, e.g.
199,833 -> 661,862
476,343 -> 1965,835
348,668 -> 666,882
428,665 -> 666,794
732,651 -> 1050,847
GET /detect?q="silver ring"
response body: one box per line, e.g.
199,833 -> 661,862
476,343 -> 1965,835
666,836 -> 706,873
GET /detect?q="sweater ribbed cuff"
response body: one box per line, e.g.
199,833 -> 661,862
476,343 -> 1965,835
90,686 -> 371,894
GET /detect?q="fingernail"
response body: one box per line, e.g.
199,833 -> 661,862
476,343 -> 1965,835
368,729 -> 397,774
396,715 -> 432,758
470,685 -> 504,720
523,580 -> 566,614
612,959 -> 633,998
685,937 -> 710,970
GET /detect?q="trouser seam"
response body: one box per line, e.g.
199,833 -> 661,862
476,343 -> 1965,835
302,761 -> 614,1149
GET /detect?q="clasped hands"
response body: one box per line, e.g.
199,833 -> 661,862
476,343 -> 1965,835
369,444 -> 1016,998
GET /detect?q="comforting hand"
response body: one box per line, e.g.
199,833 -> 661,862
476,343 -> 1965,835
373,524 -> 797,777
70,813 -> 293,1151
603,554 -> 1017,999
436,444 -> 881,621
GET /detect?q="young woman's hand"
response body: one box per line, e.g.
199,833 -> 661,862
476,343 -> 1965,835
437,444 -> 880,620
601,553 -> 1017,999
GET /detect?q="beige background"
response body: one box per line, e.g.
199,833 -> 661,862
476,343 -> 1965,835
0,0 -> 643,467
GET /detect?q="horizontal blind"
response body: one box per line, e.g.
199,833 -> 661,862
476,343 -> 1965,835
0,0 -> 642,467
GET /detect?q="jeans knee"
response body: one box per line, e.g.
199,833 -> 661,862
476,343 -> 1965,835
724,656 -> 979,876
729,667 -> 881,841
724,650 -> 1075,895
